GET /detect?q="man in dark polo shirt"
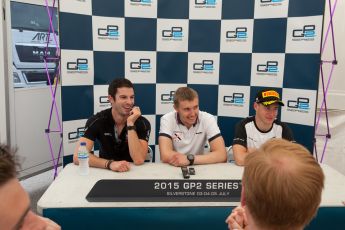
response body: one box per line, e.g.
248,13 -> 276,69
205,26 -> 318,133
73,78 -> 151,172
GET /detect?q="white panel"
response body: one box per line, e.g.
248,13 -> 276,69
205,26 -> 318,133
318,90 -> 345,111
61,49 -> 94,86
157,19 -> 189,52
217,85 -> 250,118
92,16 -> 125,52
254,0 -> 288,19
125,51 -> 156,83
14,87 -> 62,177
59,0 -> 92,15
0,0 -> 8,143
281,88 -> 317,126
220,19 -> 254,53
285,16 -> 323,54
187,52 -> 220,85
189,0 -> 222,20
250,53 -> 285,87
318,0 -> 345,110
93,85 -> 110,114
155,83 -> 186,115
62,119 -> 88,156
125,0 -> 157,18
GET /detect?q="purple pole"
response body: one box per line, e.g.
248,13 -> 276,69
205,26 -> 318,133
44,0 -> 63,178
328,0 -> 338,60
316,64 -> 335,132
320,136 -> 329,163
321,0 -> 338,55
315,0 -> 338,163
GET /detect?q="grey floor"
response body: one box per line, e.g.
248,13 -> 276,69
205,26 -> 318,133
20,166 -> 62,214
20,110 -> 345,214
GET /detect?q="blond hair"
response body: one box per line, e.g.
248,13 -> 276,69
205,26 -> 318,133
173,87 -> 198,107
243,139 -> 324,230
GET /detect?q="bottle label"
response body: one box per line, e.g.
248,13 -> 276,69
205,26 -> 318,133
78,154 -> 89,159
78,153 -> 88,159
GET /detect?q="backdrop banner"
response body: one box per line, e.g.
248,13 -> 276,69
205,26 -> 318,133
59,0 -> 325,163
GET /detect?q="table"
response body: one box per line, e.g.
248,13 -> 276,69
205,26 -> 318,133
38,163 -> 345,230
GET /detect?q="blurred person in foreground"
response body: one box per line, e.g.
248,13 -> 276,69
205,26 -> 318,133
226,139 -> 324,230
0,144 -> 60,230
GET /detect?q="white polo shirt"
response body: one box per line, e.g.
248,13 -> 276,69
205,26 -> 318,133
159,111 -> 222,155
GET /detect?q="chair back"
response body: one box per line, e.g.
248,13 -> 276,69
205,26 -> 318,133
227,146 -> 234,163
145,146 -> 153,162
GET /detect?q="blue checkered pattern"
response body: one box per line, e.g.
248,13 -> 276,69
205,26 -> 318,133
60,0 -> 325,163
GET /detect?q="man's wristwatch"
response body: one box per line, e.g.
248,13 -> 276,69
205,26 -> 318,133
127,125 -> 136,131
187,154 -> 194,166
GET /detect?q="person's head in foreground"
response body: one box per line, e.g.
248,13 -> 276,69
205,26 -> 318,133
0,144 -> 60,230
227,139 -> 324,230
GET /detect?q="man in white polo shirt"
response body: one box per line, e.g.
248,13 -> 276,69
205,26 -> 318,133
159,87 -> 227,166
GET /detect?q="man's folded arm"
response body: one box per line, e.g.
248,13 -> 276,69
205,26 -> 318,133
233,144 -> 250,166
159,134 -> 182,162
194,135 -> 227,165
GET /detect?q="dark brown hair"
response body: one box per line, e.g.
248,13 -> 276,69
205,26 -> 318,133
108,78 -> 133,99
0,144 -> 17,186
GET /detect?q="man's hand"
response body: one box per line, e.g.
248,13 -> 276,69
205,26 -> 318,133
127,106 -> 141,125
109,161 -> 131,172
20,210 -> 61,230
168,153 -> 189,167
225,206 -> 248,230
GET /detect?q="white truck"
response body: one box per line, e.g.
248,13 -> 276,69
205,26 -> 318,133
11,1 -> 58,88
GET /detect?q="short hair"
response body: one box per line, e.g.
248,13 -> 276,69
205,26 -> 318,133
173,87 -> 198,107
108,78 -> 133,98
243,139 -> 324,230
0,144 -> 17,186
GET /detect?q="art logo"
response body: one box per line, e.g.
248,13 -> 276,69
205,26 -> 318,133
130,0 -> 152,6
98,25 -> 119,40
161,91 -> 175,104
193,60 -> 214,74
292,25 -> 316,41
256,61 -> 278,76
66,58 -> 88,73
260,0 -> 284,6
287,97 -> 310,113
99,96 -> 110,107
223,93 -> 244,107
226,27 -> 247,42
32,32 -> 52,42
195,0 -> 217,8
68,127 -> 85,143
130,58 -> 151,73
162,27 -> 183,40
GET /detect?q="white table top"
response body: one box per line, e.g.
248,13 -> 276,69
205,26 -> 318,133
37,162 -> 345,214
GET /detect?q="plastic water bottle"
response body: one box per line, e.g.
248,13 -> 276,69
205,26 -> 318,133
78,142 -> 89,175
